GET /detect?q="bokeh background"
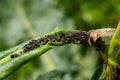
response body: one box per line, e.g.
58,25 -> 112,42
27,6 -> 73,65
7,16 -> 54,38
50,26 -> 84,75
0,0 -> 120,80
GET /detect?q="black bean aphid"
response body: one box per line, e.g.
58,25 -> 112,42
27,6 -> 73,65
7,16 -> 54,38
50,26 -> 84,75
10,53 -> 19,58
114,63 -> 120,80
23,39 -> 40,52
23,30 -> 90,52
90,37 -> 105,52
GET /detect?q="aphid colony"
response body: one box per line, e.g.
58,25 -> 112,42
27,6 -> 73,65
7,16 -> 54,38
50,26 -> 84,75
10,30 -> 105,58
23,30 -> 89,52
10,30 -> 89,58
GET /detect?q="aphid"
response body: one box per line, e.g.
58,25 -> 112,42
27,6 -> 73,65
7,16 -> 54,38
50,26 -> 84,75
23,39 -> 40,52
10,53 -> 19,58
92,37 -> 105,52
40,37 -> 48,45
23,31 -> 90,52
72,30 -> 89,44
88,28 -> 115,45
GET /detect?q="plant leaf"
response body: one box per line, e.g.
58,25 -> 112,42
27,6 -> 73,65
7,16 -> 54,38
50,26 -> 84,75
91,66 -> 103,80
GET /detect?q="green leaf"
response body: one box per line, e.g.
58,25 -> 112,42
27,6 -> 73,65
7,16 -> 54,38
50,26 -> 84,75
108,21 -> 120,66
91,66 -> 103,80
98,71 -> 107,80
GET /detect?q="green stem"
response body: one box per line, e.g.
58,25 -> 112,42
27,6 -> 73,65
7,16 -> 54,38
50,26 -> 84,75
0,44 -> 52,80
0,28 -> 78,64
0,27 -> 115,79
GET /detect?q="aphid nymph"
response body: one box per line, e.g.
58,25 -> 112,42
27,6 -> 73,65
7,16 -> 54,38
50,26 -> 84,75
10,53 -> 19,58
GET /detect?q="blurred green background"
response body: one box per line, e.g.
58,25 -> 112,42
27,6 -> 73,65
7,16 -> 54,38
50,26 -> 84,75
0,0 -> 120,80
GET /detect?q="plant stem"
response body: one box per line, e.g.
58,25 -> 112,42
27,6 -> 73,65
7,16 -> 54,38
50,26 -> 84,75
0,27 -> 116,79
0,44 -> 52,80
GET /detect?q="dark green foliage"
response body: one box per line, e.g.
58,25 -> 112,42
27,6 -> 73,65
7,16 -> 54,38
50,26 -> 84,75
91,66 -> 103,80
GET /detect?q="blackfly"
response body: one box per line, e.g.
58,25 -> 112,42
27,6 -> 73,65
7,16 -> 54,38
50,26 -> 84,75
23,30 -> 90,53
90,37 -> 105,53
88,29 -> 106,53
23,39 -> 40,52
10,53 -> 19,58
9,29 -> 106,59
22,30 -> 105,53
